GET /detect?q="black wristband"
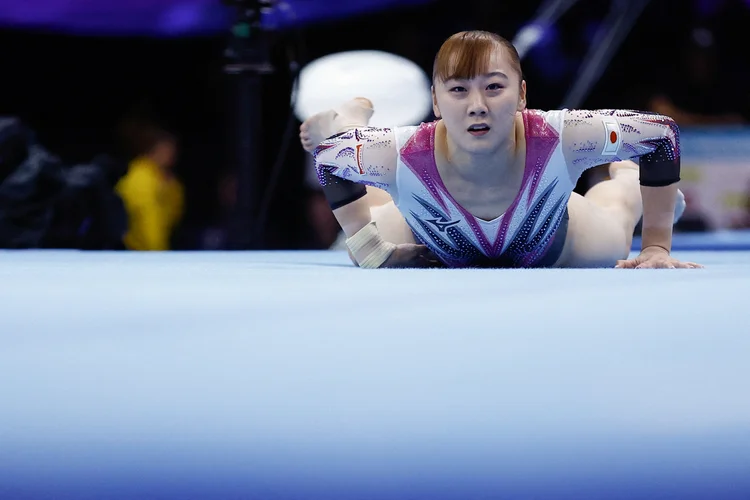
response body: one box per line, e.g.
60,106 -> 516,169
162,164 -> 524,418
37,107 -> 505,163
639,138 -> 681,187
318,168 -> 367,209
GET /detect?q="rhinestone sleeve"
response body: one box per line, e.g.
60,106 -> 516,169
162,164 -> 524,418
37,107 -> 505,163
313,127 -> 398,195
561,109 -> 680,187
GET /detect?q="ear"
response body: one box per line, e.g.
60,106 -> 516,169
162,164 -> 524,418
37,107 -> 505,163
431,86 -> 441,118
517,80 -> 527,112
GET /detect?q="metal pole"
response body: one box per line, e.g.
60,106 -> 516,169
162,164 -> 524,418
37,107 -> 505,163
513,0 -> 582,59
560,0 -> 651,109
224,0 -> 274,250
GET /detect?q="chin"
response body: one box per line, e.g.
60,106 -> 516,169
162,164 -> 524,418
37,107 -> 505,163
461,139 -> 500,155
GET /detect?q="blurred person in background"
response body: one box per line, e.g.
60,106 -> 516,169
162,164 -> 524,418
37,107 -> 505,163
116,124 -> 184,251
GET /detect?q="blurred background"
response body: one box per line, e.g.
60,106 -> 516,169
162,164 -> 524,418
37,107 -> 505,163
1,0 -> 749,252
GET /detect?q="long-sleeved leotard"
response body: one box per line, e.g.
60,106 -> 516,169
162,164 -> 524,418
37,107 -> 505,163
313,108 -> 680,268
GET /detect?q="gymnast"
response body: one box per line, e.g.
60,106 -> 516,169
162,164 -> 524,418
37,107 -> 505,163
299,30 -> 703,270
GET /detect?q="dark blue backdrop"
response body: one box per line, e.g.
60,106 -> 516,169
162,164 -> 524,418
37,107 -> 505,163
0,0 -> 433,36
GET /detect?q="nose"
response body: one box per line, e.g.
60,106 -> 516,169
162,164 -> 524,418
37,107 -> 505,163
467,90 -> 488,116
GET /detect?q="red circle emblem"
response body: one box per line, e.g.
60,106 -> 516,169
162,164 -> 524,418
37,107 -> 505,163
610,131 -> 618,143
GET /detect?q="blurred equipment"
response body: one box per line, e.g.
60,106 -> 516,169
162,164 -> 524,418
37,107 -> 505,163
223,1 -> 432,249
0,117 -> 127,249
512,0 -> 581,59
223,0 -> 276,250
559,0 -> 652,108
511,0 -> 652,109
0,0 -> 434,36
292,50 -> 433,127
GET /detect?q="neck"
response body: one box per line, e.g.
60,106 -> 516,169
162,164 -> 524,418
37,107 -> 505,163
142,154 -> 168,173
440,115 -> 522,183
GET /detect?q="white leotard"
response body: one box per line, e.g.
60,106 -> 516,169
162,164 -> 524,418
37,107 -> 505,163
313,109 -> 680,268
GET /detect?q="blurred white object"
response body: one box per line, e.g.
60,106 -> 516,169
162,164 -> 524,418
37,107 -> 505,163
293,50 -> 432,127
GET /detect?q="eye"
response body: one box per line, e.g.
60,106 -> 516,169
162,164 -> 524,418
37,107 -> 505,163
487,83 -> 504,91
449,86 -> 466,92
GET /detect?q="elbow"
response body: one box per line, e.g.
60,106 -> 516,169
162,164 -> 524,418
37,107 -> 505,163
664,115 -> 681,160
638,140 -> 681,188
668,117 -> 681,155
637,111 -> 681,160
651,113 -> 681,155
636,114 -> 681,188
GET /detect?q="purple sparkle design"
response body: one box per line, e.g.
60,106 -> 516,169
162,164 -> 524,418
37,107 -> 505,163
400,110 -> 563,265
522,110 -> 560,206
485,110 -> 559,257
336,147 -> 356,161
313,140 -> 342,186
400,122 -> 499,256
573,141 -> 597,153
399,122 -> 451,214
563,109 -> 681,175
313,127 -> 398,190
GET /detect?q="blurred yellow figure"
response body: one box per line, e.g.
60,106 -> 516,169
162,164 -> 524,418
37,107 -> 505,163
116,127 -> 184,251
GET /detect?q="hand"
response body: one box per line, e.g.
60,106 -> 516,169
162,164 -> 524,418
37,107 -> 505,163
381,243 -> 442,269
615,246 -> 703,269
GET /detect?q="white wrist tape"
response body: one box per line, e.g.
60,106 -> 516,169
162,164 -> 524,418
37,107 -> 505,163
346,221 -> 396,269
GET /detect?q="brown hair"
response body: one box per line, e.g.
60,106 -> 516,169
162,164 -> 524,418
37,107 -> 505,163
432,31 -> 522,83
129,125 -> 176,158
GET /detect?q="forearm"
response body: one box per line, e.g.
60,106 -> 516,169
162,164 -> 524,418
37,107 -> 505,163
562,111 -> 700,266
310,115 -> 400,268
333,194 -> 373,237
313,125 -> 398,224
635,114 -> 680,253
333,192 -> 396,268
315,150 -> 396,268
640,184 -> 677,252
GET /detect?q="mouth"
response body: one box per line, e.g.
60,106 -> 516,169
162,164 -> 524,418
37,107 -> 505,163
467,124 -> 491,136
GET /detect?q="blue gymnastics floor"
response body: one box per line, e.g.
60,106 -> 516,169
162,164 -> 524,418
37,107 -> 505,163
1,246 -> 749,500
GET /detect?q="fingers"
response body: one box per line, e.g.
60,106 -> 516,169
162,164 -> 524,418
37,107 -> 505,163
635,262 -> 673,269
643,260 -> 704,269
410,255 -> 441,268
616,259 -> 705,269
670,262 -> 692,269
684,261 -> 705,269
382,244 -> 442,269
404,245 -> 433,267
415,246 -> 442,268
615,259 -> 638,269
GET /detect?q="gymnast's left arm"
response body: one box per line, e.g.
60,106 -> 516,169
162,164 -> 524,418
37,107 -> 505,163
314,127 -> 435,268
313,126 -> 398,202
560,109 -> 698,268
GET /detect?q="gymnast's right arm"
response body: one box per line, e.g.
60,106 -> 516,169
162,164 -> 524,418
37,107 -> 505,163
312,127 -> 399,268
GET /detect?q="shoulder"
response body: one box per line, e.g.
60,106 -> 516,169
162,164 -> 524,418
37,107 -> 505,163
128,158 -> 158,177
521,109 -> 568,141
396,120 -> 440,156
118,160 -> 159,191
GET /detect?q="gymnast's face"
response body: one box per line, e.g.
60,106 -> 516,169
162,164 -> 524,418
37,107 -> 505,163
432,45 -> 526,155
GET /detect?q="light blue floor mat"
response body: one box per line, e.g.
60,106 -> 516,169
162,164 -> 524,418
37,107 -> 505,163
1,249 -> 748,499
